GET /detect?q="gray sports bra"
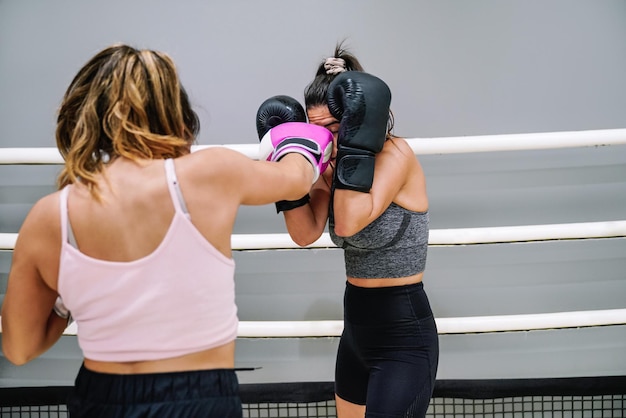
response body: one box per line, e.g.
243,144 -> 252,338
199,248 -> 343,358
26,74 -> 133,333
329,202 -> 429,279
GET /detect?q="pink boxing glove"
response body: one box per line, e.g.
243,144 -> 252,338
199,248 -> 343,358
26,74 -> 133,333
259,122 -> 333,183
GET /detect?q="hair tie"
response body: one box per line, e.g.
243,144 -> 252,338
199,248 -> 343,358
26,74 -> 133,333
324,57 -> 347,75
92,149 -> 110,164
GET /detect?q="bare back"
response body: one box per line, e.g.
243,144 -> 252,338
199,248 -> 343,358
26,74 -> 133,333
64,151 -> 247,266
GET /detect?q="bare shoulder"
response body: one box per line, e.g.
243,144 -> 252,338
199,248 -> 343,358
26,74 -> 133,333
386,136 -> 414,156
181,147 -> 253,176
172,147 -> 258,206
22,192 -> 61,234
13,191 -> 62,284
193,146 -> 250,160
380,137 -> 418,170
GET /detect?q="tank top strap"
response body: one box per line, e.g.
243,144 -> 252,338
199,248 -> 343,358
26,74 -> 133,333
164,158 -> 191,220
59,185 -> 78,247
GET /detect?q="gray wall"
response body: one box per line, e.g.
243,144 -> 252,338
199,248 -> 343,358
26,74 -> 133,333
2,1 -> 626,149
1,0 -> 625,387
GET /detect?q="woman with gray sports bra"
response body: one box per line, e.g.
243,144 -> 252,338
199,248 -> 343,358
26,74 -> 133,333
1,44 -> 333,417
275,43 -> 439,418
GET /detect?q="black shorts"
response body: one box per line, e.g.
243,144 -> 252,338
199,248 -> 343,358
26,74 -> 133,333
335,281 -> 439,418
68,364 -> 242,418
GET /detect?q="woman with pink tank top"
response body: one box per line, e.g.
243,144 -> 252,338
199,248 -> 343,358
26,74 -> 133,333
1,44 -> 333,417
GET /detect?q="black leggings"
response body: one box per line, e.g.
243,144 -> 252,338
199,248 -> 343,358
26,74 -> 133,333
335,281 -> 439,418
68,364 -> 242,417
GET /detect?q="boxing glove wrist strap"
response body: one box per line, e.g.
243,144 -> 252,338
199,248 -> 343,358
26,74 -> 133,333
334,146 -> 376,193
275,194 -> 310,213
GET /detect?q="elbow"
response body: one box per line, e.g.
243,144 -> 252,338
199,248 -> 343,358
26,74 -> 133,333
290,231 -> 319,248
286,226 -> 323,248
2,346 -> 32,366
333,221 -> 360,238
333,228 -> 352,239
293,236 -> 315,247
2,332 -> 41,366
8,356 -> 31,367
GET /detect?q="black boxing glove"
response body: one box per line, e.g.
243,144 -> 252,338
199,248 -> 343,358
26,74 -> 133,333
327,71 -> 391,193
256,95 -> 307,138
256,95 -> 311,213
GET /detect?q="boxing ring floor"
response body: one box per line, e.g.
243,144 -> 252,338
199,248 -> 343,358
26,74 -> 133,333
1,129 -> 626,416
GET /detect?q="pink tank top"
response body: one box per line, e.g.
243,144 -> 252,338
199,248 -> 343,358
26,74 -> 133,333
57,159 -> 238,362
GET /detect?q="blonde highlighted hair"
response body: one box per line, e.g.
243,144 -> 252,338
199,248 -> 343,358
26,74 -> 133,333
55,44 -> 199,199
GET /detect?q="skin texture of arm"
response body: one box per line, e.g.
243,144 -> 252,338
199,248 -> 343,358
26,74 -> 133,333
176,148 -> 316,257
282,167 -> 333,246
2,194 -> 69,365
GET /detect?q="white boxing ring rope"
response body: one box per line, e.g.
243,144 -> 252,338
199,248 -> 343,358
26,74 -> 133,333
35,308 -> 623,338
1,128 -> 626,164
2,220 -> 626,251
1,128 -> 625,336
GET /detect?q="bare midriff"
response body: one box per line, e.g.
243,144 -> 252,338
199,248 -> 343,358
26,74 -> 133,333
83,340 -> 236,374
347,272 -> 423,288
